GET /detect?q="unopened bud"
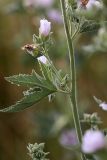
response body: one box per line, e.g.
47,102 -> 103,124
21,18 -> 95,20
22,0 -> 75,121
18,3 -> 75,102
39,19 -> 51,37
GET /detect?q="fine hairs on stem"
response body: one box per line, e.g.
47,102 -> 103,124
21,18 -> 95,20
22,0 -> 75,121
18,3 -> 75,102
60,0 -> 86,159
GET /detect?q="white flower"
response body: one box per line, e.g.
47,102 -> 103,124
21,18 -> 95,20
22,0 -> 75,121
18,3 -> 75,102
82,130 -> 105,154
99,102 -> 107,111
39,19 -> 51,37
37,56 -> 48,64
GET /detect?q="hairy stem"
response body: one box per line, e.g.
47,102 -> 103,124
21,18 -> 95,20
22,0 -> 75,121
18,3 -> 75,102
60,0 -> 86,159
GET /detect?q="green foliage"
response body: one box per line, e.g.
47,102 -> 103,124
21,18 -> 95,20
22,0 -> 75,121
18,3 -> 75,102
39,61 -> 61,89
0,70 -> 57,112
67,0 -> 77,10
0,87 -> 55,112
80,20 -> 100,33
81,113 -> 102,129
5,70 -> 56,90
82,26 -> 107,53
80,21 -> 107,33
33,34 -> 41,44
39,61 -> 52,82
27,143 -> 49,160
0,54 -> 69,112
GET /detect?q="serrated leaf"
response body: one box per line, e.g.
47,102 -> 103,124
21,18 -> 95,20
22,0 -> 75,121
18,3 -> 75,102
5,72 -> 40,87
80,20 -> 107,33
0,88 -> 55,112
5,70 -> 56,91
23,87 -> 41,96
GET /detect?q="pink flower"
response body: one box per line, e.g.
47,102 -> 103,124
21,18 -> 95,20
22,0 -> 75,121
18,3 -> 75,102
47,9 -> 63,24
82,130 -> 105,154
99,102 -> 107,111
23,0 -> 54,8
39,19 -> 51,37
37,56 -> 48,64
35,0 -> 54,8
59,129 -> 78,147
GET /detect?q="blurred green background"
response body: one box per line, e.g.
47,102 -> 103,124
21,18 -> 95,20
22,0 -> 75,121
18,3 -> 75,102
0,0 -> 107,160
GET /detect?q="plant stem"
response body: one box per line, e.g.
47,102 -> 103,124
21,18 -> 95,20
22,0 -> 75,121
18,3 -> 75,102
60,0 -> 86,160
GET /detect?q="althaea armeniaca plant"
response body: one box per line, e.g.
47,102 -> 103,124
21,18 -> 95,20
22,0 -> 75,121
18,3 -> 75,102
1,0 -> 107,160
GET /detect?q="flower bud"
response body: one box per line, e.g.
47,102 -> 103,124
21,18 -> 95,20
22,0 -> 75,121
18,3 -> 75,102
37,55 -> 48,64
82,130 -> 105,154
39,19 -> 51,37
27,143 -> 49,160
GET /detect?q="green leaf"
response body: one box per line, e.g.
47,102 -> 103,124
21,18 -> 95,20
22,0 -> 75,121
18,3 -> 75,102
39,61 -> 51,81
5,70 -> 56,91
80,21 -> 107,33
39,61 -> 60,89
80,20 -> 100,33
0,88 -> 55,112
32,70 -> 56,90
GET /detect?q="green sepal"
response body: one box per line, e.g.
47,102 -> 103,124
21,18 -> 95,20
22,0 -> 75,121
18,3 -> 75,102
38,61 -> 60,89
39,61 -> 51,81
38,57 -> 65,90
33,34 -> 41,44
